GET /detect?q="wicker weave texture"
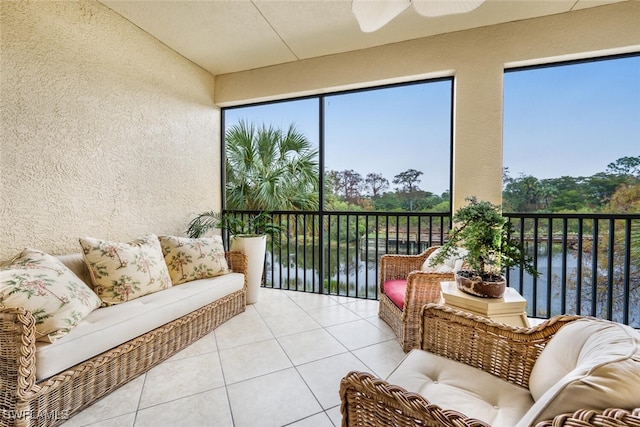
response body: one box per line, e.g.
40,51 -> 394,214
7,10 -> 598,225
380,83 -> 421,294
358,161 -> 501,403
340,371 -> 491,427
534,408 -> 640,427
378,247 -> 453,352
341,305 -> 640,427
1,251 -> 247,427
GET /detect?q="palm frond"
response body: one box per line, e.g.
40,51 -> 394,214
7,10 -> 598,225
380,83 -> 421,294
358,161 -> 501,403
224,119 -> 319,211
186,211 -> 224,238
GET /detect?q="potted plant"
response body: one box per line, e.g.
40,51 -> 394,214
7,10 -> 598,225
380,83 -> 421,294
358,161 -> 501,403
429,197 -> 539,298
186,211 -> 282,304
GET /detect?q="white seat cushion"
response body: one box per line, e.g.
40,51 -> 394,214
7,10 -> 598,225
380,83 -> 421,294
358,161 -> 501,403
387,349 -> 534,426
35,272 -> 244,381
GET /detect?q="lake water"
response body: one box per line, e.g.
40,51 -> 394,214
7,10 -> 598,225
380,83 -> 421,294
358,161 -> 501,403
265,244 -> 639,327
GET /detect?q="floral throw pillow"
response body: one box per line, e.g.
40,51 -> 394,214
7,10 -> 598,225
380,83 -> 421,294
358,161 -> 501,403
158,235 -> 230,285
0,249 -> 102,343
79,234 -> 172,305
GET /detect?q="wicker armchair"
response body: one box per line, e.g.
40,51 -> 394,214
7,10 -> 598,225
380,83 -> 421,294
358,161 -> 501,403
378,247 -> 454,352
341,305 -> 640,427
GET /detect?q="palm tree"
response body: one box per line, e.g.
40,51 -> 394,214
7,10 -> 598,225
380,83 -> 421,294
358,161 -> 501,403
225,120 -> 319,211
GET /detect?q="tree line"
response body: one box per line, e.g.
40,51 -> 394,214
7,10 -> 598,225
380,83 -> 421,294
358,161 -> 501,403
224,120 -> 449,213
326,155 -> 640,214
325,168 -> 449,212
503,156 -> 640,214
225,120 -> 638,215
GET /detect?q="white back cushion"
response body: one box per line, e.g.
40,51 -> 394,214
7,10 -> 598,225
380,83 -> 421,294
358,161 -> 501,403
518,318 -> 640,426
421,247 -> 467,273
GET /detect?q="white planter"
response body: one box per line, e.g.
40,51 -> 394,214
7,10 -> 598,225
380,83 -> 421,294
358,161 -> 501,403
230,235 -> 266,304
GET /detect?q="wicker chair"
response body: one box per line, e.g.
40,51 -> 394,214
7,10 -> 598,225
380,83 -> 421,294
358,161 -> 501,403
341,305 -> 640,427
378,247 -> 454,352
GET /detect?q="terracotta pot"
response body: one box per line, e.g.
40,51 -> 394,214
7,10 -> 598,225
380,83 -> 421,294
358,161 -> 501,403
455,271 -> 506,298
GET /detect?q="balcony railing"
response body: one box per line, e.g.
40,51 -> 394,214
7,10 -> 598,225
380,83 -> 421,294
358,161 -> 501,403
224,210 -> 639,328
505,213 -> 639,328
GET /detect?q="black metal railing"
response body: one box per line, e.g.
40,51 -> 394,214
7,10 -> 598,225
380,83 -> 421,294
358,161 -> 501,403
224,210 -> 451,300
505,213 -> 639,327
224,210 -> 639,327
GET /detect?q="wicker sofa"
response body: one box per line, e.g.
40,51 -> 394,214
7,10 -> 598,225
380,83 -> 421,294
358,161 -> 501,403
341,305 -> 640,427
0,251 -> 247,427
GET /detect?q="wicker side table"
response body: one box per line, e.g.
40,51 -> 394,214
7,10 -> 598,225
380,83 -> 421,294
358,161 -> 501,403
440,281 -> 530,327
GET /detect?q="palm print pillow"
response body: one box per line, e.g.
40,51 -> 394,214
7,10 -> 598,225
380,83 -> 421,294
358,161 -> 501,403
0,249 -> 102,343
79,234 -> 172,305
158,235 -> 230,285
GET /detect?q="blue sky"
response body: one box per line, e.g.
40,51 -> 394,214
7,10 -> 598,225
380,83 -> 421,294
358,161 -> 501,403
224,55 -> 639,195
503,55 -> 640,181
225,81 -> 453,194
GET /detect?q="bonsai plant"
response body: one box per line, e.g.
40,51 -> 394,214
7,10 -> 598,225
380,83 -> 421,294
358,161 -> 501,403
186,211 -> 282,304
429,197 -> 539,298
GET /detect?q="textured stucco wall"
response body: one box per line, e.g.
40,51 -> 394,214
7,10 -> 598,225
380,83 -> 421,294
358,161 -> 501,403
0,0 -> 220,259
215,1 -> 640,210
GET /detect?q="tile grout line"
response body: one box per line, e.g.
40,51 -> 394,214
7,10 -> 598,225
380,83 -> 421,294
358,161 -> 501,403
67,289 -> 399,427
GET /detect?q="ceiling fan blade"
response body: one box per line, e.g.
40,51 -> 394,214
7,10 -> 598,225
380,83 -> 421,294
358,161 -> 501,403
352,0 -> 411,32
412,0 -> 485,17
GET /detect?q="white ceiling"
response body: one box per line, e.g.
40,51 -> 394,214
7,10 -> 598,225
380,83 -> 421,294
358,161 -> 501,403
98,0 -> 625,76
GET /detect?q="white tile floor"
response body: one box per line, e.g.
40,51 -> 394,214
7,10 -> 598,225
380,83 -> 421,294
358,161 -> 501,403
61,288 -> 405,427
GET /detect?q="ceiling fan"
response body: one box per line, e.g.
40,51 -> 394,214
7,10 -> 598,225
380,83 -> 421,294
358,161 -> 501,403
352,0 -> 486,32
